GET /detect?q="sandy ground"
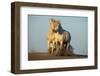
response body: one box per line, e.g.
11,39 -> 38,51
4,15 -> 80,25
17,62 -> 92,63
28,52 -> 87,60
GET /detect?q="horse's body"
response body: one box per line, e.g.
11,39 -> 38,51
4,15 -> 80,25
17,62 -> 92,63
47,19 -> 73,56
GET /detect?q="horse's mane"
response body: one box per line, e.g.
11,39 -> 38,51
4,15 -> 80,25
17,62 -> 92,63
58,23 -> 71,40
58,23 -> 66,34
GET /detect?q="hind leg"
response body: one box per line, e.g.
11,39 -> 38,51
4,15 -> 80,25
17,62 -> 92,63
63,41 -> 70,56
66,42 -> 70,51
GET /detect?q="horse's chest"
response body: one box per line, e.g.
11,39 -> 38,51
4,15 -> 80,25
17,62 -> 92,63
55,33 -> 63,41
49,33 -> 55,41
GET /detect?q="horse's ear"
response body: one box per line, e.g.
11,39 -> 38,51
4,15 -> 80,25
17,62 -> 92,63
50,18 -> 55,22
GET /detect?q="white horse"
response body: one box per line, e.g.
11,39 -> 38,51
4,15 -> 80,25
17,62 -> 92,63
47,19 -> 73,56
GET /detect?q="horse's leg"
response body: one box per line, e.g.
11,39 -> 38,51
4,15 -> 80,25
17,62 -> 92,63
66,42 -> 74,56
57,41 -> 63,56
51,41 -> 55,55
66,42 -> 70,51
48,41 -> 51,54
47,40 -> 49,47
62,41 -> 70,56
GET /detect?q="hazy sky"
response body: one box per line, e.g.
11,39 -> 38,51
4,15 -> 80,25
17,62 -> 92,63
28,15 -> 88,55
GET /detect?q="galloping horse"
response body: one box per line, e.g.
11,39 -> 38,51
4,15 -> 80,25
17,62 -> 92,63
47,19 -> 73,56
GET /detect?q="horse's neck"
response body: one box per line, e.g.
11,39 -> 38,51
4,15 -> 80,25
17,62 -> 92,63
49,29 -> 55,34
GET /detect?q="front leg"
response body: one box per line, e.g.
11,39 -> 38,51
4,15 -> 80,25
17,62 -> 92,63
48,41 -> 50,49
60,41 -> 63,49
48,41 -> 51,54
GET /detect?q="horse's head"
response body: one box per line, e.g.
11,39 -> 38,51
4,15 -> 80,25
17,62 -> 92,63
50,19 -> 61,32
